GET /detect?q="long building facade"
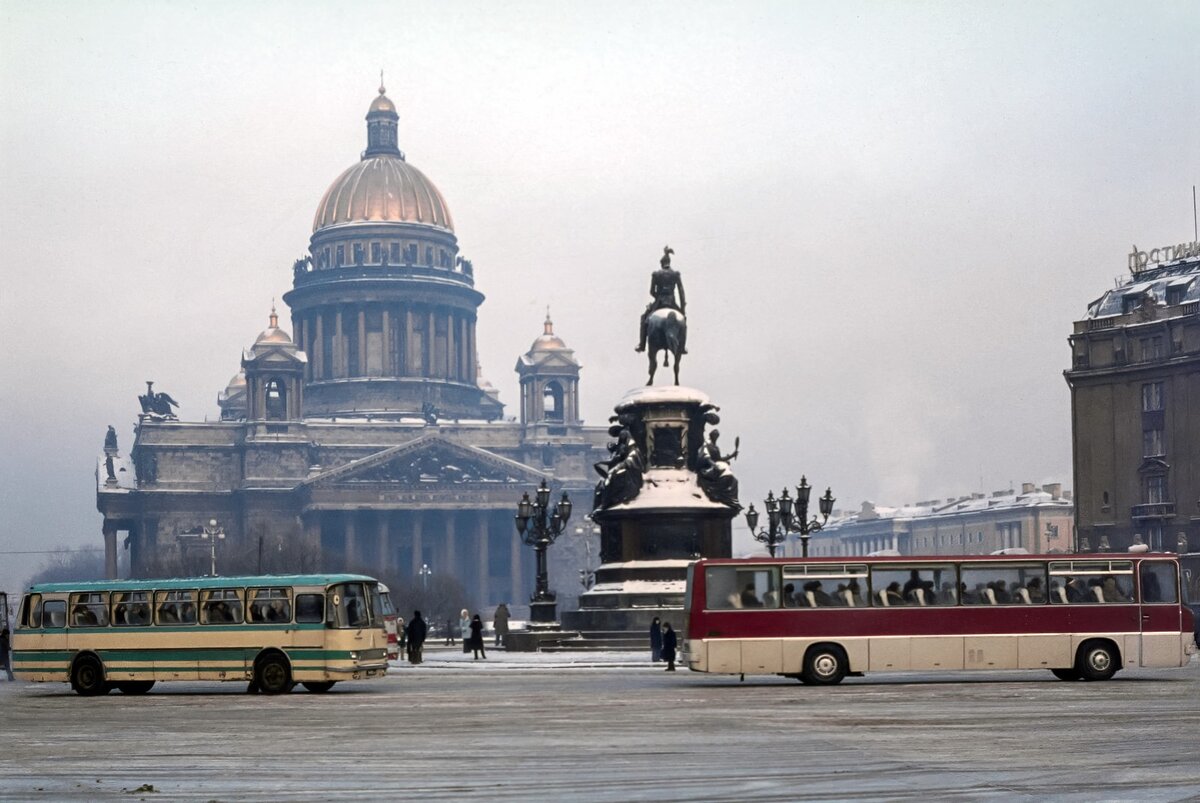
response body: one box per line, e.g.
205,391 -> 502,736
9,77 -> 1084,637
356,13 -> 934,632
1065,247 -> 1200,554
96,87 -> 610,612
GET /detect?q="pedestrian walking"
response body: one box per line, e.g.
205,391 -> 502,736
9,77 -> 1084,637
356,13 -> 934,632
649,616 -> 662,663
469,614 -> 487,660
661,622 -> 677,671
459,608 -> 471,653
405,611 -> 427,664
492,603 -> 510,648
0,622 -> 14,682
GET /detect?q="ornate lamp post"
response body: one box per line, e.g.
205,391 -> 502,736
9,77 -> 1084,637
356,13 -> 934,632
746,477 -> 835,558
418,563 -> 432,590
176,519 -> 226,576
514,478 -> 572,623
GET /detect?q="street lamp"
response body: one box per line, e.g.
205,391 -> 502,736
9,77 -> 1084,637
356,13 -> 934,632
746,477 -> 835,558
418,563 -> 432,590
514,478 -> 572,623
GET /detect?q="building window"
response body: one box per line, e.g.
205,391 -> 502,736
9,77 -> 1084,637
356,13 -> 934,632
1144,474 -> 1166,504
1141,382 -> 1163,412
265,379 -> 287,420
1139,336 -> 1164,361
1143,427 -> 1164,457
371,242 -> 381,263
353,243 -> 364,265
542,381 -> 564,422
390,242 -> 401,263
335,245 -> 345,266
425,246 -> 433,265
407,243 -> 418,263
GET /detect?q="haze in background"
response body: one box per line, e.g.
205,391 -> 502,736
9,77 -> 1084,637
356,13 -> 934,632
2,2 -> 1197,596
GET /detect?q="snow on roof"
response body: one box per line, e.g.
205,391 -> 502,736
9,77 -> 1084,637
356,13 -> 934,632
823,488 -> 1071,530
96,455 -> 136,491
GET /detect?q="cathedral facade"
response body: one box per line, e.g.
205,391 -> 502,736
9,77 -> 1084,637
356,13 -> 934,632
97,86 -> 610,612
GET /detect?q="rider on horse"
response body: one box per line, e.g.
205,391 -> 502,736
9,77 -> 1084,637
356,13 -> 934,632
636,246 -> 687,354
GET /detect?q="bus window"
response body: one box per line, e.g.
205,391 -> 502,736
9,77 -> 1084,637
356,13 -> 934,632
960,563 -> 1046,605
69,592 -> 109,627
704,566 -> 778,609
1139,562 -> 1178,604
1049,561 -> 1134,604
200,589 -> 244,624
42,600 -> 66,628
782,564 -> 868,607
369,584 -> 384,623
247,588 -> 292,623
870,565 -> 948,607
155,590 -> 197,625
295,593 -> 324,623
112,591 -> 152,626
327,583 -> 370,628
22,595 -> 41,628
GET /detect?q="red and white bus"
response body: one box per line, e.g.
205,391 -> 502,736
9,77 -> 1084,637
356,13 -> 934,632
683,553 -> 1196,685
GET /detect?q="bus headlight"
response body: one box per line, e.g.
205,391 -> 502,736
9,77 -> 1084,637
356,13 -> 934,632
350,651 -> 359,660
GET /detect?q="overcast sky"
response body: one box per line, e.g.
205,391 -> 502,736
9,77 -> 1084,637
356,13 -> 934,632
1,1 -> 1197,596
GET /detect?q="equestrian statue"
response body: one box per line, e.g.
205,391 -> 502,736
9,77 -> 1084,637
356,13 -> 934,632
636,246 -> 687,385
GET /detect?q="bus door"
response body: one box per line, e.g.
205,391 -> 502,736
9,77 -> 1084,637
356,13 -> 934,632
1138,560 -> 1183,667
21,593 -> 68,679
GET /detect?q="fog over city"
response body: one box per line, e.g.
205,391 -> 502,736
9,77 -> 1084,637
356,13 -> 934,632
1,2 -> 1197,595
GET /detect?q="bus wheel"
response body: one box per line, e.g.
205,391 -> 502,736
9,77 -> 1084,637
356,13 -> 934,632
801,645 -> 848,686
1050,668 -> 1081,681
255,654 -> 292,694
1077,640 -> 1118,682
70,655 -> 110,696
302,681 -> 336,693
116,681 -> 155,694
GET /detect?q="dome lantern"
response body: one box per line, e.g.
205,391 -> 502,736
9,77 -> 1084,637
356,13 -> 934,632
364,80 -> 402,159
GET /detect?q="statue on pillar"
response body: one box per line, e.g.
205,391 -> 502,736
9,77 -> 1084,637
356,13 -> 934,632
636,247 -> 688,385
138,381 -> 179,419
104,425 -> 119,455
593,429 -> 645,510
696,428 -> 741,509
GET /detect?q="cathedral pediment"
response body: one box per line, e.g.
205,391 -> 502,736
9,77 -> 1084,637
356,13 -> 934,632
302,434 -> 547,488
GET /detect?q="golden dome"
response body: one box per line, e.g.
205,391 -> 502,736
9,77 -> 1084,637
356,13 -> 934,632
313,157 -> 453,233
369,90 -> 396,115
253,306 -> 295,347
530,311 -> 567,351
225,371 -> 247,390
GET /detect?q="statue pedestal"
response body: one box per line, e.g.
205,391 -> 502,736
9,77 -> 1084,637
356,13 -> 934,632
564,386 -> 736,636
529,600 -> 558,624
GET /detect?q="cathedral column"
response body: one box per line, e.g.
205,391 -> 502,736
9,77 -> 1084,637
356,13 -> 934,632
467,320 -> 476,383
411,513 -> 424,574
381,308 -> 391,376
446,311 -> 456,380
475,511 -> 491,605
304,513 -> 321,572
335,308 -> 345,377
378,512 -> 392,572
357,309 -> 367,376
459,317 -> 468,382
314,314 -> 324,380
405,307 -> 415,377
426,310 -> 436,377
510,517 -> 523,604
445,512 -> 457,582
344,512 -> 357,568
103,521 -> 118,580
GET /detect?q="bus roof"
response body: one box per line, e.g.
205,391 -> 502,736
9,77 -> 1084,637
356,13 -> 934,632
697,552 -> 1179,565
25,573 -> 378,594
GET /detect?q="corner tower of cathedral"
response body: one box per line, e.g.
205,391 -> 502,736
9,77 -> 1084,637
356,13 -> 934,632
283,84 -> 502,420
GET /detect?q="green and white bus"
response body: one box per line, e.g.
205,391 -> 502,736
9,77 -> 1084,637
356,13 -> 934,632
12,574 -> 390,695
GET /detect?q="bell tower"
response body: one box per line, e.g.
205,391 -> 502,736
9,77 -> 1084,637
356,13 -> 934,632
242,306 -> 306,423
516,311 -> 582,438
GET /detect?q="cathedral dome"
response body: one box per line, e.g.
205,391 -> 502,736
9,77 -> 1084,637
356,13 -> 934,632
312,86 -> 454,233
529,312 -> 568,352
252,307 -> 296,350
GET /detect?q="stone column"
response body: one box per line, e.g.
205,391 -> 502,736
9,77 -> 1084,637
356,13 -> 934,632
381,308 -> 391,376
379,512 -> 392,572
344,512 -> 357,568
304,513 -> 322,572
314,314 -> 324,380
335,308 -> 344,378
476,510 -> 491,606
405,306 -> 415,376
103,521 -> 118,580
510,517 -> 523,604
447,311 -> 456,380
411,513 -> 424,573
357,308 -> 367,376
445,512 -> 457,583
427,309 -> 436,377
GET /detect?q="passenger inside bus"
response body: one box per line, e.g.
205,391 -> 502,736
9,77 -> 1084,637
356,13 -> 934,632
740,584 -> 761,607
992,580 -> 1012,604
804,581 -> 833,607
782,583 -> 797,607
1026,577 -> 1046,603
938,582 -> 958,604
266,599 -> 289,622
1065,577 -> 1086,602
1101,576 -> 1128,602
882,582 -> 903,606
159,603 -> 179,623
72,605 -> 99,627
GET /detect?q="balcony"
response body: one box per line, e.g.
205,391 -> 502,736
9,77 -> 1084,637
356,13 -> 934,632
1131,502 -> 1175,519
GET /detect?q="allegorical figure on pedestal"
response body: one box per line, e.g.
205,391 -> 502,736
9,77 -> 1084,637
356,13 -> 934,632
137,381 -> 179,419
696,428 -> 740,509
593,428 -> 645,509
636,246 -> 689,385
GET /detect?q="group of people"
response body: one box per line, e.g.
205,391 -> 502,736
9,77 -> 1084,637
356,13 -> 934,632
401,604 -> 513,664
648,617 -> 678,671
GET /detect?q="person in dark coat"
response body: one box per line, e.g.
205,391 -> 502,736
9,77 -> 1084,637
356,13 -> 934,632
1,623 -> 14,682
469,614 -> 487,660
649,617 -> 663,662
492,604 -> 510,647
661,622 -> 678,671
405,611 -> 427,664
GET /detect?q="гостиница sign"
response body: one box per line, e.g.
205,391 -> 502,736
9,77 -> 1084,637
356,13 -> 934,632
1129,240 -> 1200,273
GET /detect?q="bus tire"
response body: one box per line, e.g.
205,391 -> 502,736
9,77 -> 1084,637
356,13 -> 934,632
801,644 -> 848,686
302,681 -> 336,693
116,681 -> 155,694
1050,668 -> 1081,681
70,654 -> 110,696
1076,640 -> 1119,682
254,652 -> 292,694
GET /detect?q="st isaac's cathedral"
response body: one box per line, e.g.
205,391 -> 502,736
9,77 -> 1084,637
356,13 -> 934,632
97,86 -> 610,611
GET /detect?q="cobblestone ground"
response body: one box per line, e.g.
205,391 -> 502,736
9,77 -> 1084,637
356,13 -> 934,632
1,649 -> 1197,801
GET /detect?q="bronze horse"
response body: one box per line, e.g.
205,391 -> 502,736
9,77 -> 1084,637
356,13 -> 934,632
645,308 -> 686,385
